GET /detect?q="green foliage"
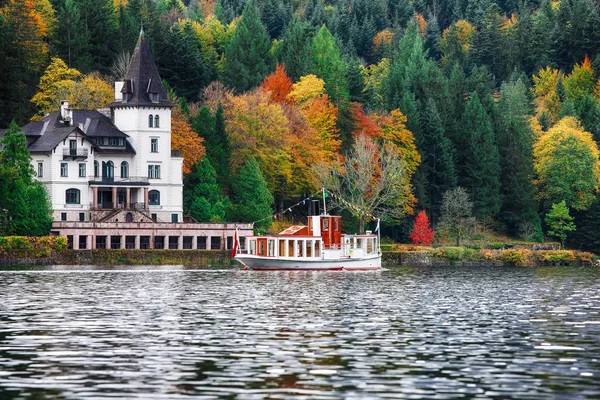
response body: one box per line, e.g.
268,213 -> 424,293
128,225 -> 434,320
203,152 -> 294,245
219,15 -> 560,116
439,187 -> 477,246
229,157 -> 273,231
311,25 -> 349,107
0,236 -> 67,257
545,200 -> 576,248
0,122 -> 52,236
183,158 -> 228,222
159,21 -> 211,101
495,76 -> 541,238
222,0 -> 273,92
415,98 -> 457,222
459,92 -> 501,218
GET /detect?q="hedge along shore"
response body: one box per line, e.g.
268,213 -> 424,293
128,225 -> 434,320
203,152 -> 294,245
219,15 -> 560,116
0,250 -> 597,268
0,236 -> 597,267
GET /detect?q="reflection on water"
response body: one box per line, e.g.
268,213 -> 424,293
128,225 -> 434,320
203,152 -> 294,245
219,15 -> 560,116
1,265 -> 600,399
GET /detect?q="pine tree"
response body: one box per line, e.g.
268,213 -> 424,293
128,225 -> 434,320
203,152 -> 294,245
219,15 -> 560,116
229,157 -> 273,231
311,25 -> 349,107
0,122 -> 52,236
78,0 -> 119,74
183,158 -> 227,222
277,14 -> 312,82
159,22 -> 210,101
222,0 -> 273,93
545,200 -> 576,248
416,98 -> 457,222
459,92 -> 501,219
495,77 -> 541,238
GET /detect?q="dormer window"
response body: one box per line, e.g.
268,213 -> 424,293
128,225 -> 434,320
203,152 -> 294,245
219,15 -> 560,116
148,115 -> 153,128
151,93 -> 159,103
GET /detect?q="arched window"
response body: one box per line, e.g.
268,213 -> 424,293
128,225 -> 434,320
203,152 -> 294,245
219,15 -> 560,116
154,115 -> 159,128
148,190 -> 160,205
94,161 -> 99,178
121,161 -> 129,178
66,188 -> 80,204
148,114 -> 153,128
106,161 -> 114,179
126,212 -> 133,222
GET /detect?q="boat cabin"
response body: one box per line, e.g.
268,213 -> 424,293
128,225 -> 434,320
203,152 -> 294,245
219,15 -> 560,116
242,215 -> 379,260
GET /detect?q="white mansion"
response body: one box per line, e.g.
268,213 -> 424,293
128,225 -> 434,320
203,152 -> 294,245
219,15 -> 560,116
12,32 -> 251,250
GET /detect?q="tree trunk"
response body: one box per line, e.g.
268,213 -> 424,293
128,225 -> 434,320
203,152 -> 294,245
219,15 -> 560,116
359,214 -> 365,234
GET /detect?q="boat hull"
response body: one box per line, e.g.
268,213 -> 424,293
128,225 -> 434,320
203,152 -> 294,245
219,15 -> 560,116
234,255 -> 381,271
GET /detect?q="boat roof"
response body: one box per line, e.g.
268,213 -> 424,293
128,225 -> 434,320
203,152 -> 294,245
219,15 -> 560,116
279,225 -> 307,235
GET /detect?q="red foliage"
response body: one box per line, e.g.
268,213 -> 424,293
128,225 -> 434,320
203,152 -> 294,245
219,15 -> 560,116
409,210 -> 435,246
261,64 -> 294,104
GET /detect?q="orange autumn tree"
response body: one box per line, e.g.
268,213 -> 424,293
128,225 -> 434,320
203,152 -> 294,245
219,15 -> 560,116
1,0 -> 48,72
171,107 -> 205,175
261,64 -> 293,103
288,75 -> 342,164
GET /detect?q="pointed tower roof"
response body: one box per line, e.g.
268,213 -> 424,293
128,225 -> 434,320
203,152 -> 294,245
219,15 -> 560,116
111,31 -> 174,108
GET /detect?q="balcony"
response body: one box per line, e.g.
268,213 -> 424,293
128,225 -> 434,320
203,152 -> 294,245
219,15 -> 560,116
89,176 -> 149,186
63,148 -> 89,160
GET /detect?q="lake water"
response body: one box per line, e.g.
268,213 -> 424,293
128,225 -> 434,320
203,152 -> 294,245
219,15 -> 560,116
1,265 -> 600,399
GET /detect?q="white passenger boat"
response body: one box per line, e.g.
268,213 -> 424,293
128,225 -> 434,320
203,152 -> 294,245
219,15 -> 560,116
233,213 -> 381,271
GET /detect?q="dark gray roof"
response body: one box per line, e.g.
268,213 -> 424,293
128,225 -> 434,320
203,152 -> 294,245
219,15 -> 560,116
28,127 -> 80,152
21,110 -> 129,152
110,33 -> 174,108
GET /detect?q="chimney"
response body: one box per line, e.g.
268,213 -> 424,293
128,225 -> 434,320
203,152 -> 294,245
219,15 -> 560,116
115,81 -> 124,101
60,101 -> 72,126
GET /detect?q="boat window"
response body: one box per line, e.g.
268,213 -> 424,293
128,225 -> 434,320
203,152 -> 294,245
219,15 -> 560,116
279,240 -> 285,257
268,240 -> 275,257
297,241 -> 303,257
306,241 -> 313,257
288,240 -> 294,257
323,219 -> 329,231
250,239 -> 256,255
334,219 -> 338,231
367,238 -> 374,253
259,241 -> 265,256
315,241 -> 320,257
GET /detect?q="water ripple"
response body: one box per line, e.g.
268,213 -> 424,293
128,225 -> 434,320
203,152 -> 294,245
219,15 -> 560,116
0,265 -> 599,399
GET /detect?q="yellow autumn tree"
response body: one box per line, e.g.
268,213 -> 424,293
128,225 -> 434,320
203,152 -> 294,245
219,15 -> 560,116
533,116 -> 600,211
31,57 -> 113,118
287,74 -> 326,104
563,56 -> 596,101
288,75 -> 341,163
223,89 -> 293,194
532,66 -> 562,125
171,107 -> 206,175
439,20 -> 475,61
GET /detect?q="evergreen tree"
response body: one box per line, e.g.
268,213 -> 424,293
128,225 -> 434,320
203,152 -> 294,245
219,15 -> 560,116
52,0 -> 91,71
277,14 -> 312,82
229,157 -> 274,231
495,77 -> 542,238
222,0 -> 273,93
183,158 -> 228,222
576,95 -> 600,142
311,25 -> 349,107
191,104 -> 230,189
261,0 -> 291,39
424,15 -> 442,61
555,0 -> 600,70
78,0 -> 119,74
459,92 -> 501,218
0,122 -> 52,236
159,22 -> 210,101
416,98 -> 457,222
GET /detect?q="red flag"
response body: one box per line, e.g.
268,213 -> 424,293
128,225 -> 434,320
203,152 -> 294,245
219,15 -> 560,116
231,228 -> 239,258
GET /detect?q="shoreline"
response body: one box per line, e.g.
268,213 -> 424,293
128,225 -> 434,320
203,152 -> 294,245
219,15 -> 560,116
0,249 -> 596,268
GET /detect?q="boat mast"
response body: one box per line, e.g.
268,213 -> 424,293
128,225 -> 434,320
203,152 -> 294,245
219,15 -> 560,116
322,187 -> 327,215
